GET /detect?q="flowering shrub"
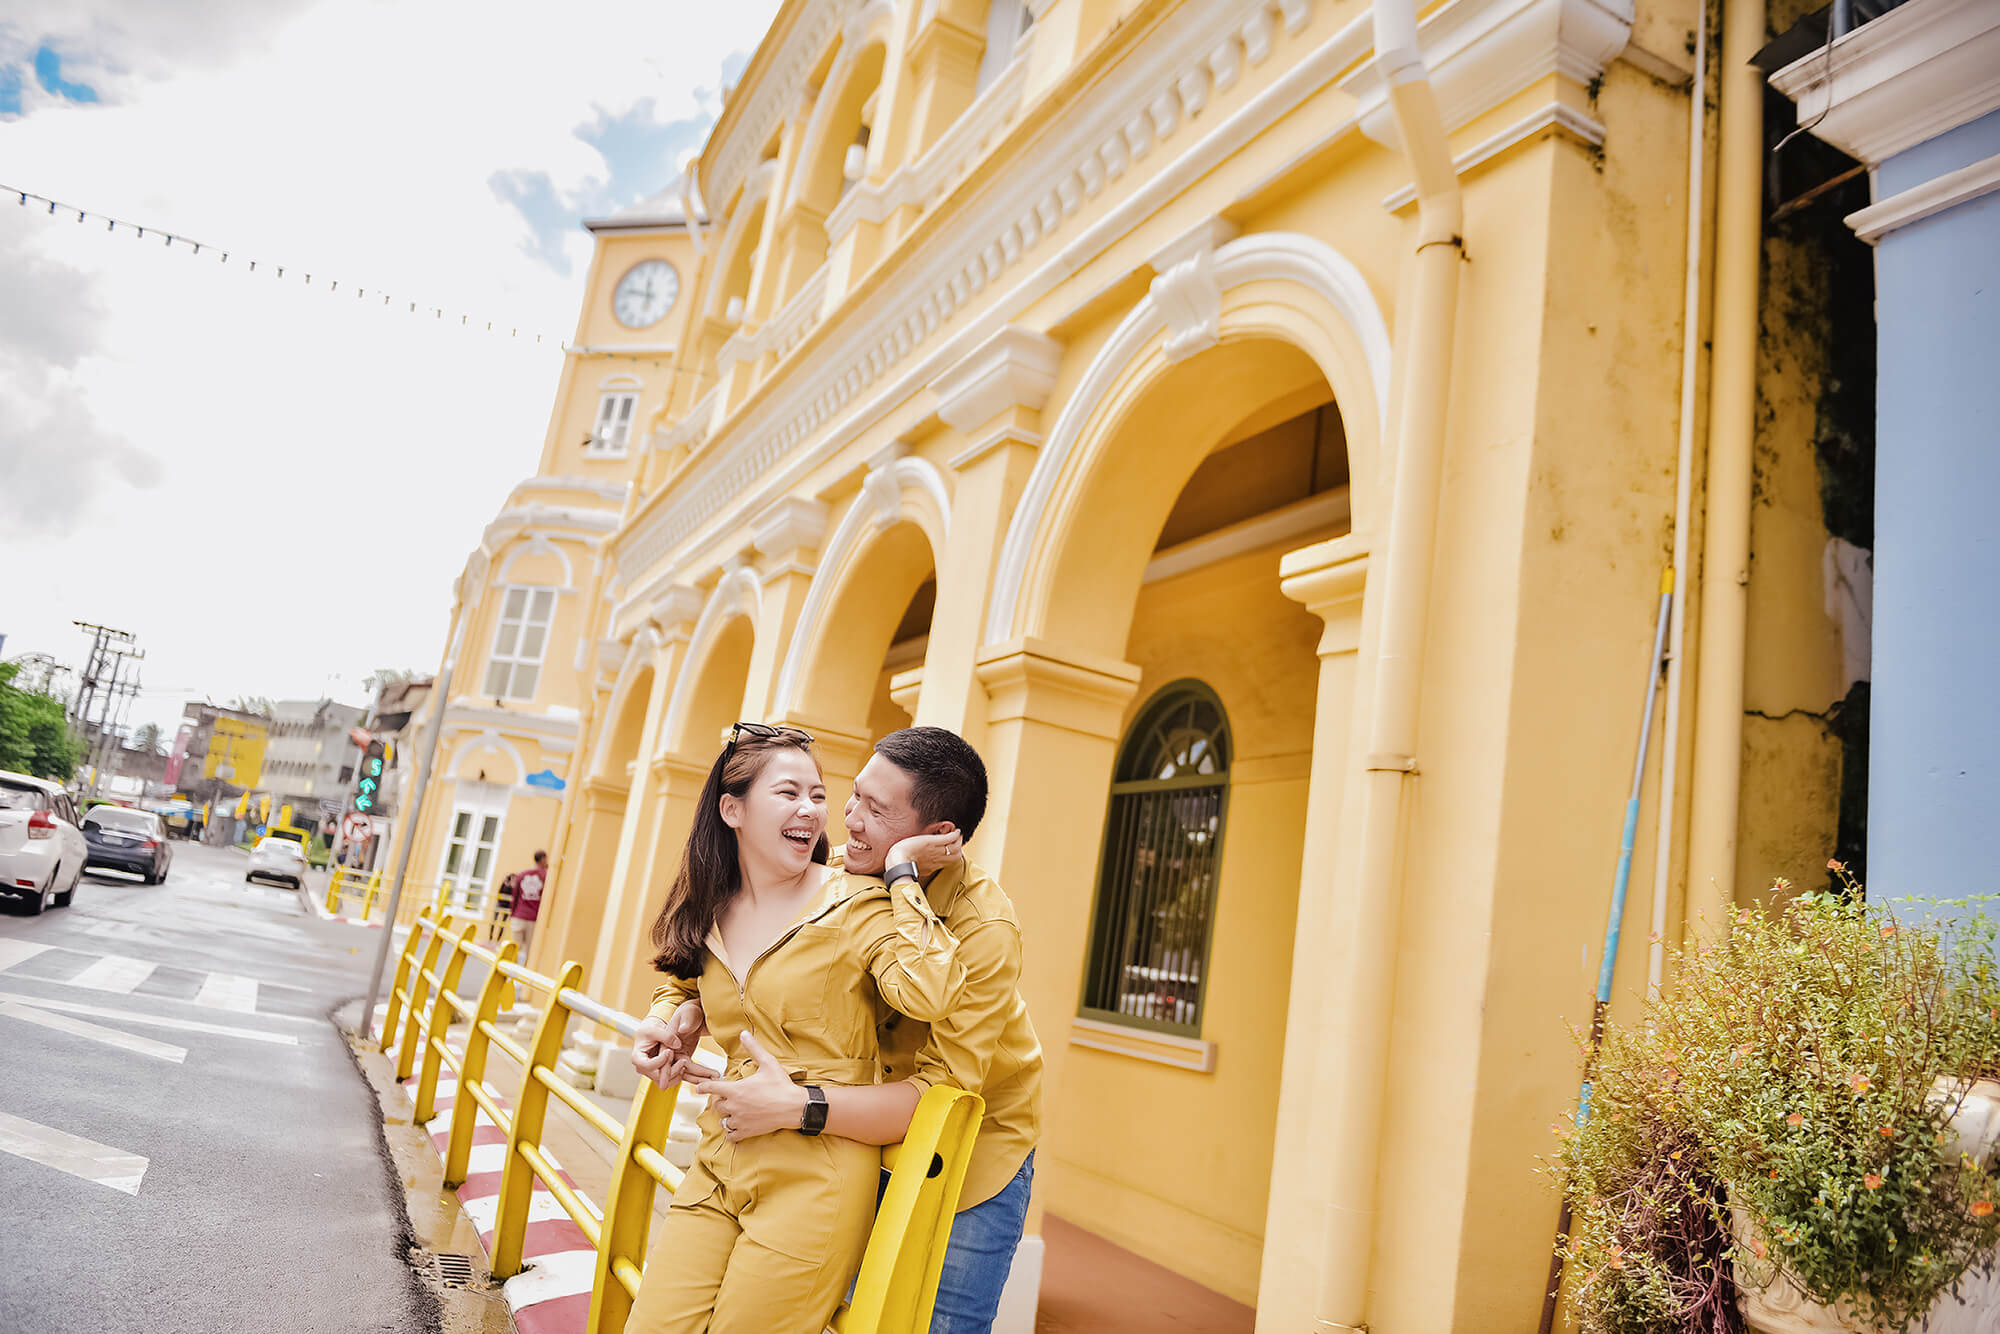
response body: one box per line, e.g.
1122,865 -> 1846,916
1552,874 -> 2000,1332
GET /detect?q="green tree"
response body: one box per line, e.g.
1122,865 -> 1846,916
133,721 -> 163,754
362,667 -> 417,694
0,663 -> 85,781
229,695 -> 274,716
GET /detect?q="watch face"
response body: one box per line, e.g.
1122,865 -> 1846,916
613,259 -> 679,329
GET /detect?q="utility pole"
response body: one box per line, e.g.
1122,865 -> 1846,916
72,622 -> 137,793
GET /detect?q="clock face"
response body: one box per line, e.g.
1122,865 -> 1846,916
613,260 -> 679,329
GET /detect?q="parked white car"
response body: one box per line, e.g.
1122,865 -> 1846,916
0,771 -> 86,914
245,835 -> 308,889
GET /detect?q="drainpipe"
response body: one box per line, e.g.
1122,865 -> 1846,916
1685,0 -> 1766,931
1646,0 -> 1711,1002
1312,0 -> 1464,1328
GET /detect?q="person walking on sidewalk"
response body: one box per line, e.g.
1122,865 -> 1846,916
647,727 -> 1043,1334
504,850 -> 547,958
624,723 -> 967,1334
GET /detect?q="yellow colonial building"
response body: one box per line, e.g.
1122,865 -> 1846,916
405,0 -> 1867,1327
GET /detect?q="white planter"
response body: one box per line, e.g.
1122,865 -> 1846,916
1737,1079 -> 2000,1334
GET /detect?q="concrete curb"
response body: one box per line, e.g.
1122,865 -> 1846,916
377,1004 -> 599,1334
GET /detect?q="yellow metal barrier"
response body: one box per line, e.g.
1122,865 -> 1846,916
381,908 -> 984,1334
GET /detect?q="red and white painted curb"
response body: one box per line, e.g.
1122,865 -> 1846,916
380,1008 -> 598,1333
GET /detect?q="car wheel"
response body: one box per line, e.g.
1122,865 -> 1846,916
27,867 -> 55,915
53,869 -> 76,908
244,873 -> 255,883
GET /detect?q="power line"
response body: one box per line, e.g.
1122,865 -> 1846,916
4,182 -> 713,381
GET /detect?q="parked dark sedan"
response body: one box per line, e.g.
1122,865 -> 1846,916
81,806 -> 172,884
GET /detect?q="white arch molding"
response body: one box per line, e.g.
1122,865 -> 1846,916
494,533 -> 576,587
591,624 -> 662,781
658,563 -> 764,754
443,728 -> 528,786
702,158 -> 784,323
982,230 -> 1393,644
770,454 -> 952,718
784,0 -> 895,213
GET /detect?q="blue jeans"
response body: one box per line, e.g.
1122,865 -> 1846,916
930,1151 -> 1034,1334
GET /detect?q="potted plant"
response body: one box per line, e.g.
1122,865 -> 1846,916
1550,873 -> 2000,1332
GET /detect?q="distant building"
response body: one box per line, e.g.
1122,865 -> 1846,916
264,698 -> 367,835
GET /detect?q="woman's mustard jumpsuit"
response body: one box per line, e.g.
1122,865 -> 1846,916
624,868 -> 964,1333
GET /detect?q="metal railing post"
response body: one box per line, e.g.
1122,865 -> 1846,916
380,910 -> 434,1053
443,937 -> 518,1187
492,960 -> 584,1279
397,918 -> 452,1083
588,1075 -> 681,1333
415,922 -> 478,1123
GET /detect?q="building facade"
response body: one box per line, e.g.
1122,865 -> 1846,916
391,195 -> 701,909
263,698 -> 367,834
403,0 -> 1878,1326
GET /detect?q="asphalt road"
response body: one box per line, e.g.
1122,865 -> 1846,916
0,840 -> 436,1334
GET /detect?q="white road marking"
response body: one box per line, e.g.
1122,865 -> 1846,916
0,939 -> 52,973
0,1001 -> 187,1063
0,1109 -> 148,1195
192,973 -> 259,1013
67,954 -> 158,995
0,991 -> 299,1045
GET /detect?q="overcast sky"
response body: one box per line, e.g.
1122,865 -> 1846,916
0,0 -> 779,739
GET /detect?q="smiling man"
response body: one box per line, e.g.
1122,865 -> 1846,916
656,725 -> 1044,1333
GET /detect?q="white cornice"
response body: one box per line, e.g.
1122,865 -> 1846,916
1845,151 -> 2000,244
1382,101 -> 1605,211
509,475 -> 631,504
1339,0 -> 1631,149
930,325 -> 1065,430
752,494 -> 832,556
442,703 -> 581,740
1769,0 -> 2000,167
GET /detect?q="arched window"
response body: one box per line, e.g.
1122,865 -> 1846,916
1080,681 -> 1231,1036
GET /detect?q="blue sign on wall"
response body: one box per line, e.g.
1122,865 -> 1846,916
524,768 -> 566,793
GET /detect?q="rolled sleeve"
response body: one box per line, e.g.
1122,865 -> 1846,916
909,920 -> 1021,1095
647,975 -> 701,1025
860,877 -> 966,1022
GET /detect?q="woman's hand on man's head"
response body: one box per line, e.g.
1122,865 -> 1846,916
887,826 -> 962,879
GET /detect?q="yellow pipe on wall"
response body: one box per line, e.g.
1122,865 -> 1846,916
1685,0 -> 1767,930
1311,0 -> 1465,1327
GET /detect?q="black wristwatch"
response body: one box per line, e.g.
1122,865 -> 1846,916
799,1084 -> 828,1137
884,860 -> 920,887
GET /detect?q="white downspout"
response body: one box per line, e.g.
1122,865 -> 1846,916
1311,0 -> 1464,1328
1647,0 -> 1711,1001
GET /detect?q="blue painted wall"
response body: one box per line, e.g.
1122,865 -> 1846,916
1869,108 -> 2000,905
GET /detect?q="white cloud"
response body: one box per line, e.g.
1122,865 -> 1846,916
0,0 -> 780,737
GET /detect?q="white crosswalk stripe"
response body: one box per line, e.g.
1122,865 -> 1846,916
0,990 -> 300,1045
0,1001 -> 187,1063
192,972 -> 259,1013
67,954 -> 158,994
0,1109 -> 148,1195
0,939 -> 53,972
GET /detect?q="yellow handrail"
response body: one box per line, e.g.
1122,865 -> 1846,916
378,908 -> 983,1334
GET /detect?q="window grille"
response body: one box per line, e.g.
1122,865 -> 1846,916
1080,682 -> 1231,1036
483,586 -> 556,700
440,807 -> 503,906
590,392 -> 638,455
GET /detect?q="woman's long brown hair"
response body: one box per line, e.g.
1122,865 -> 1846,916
648,731 -> 830,978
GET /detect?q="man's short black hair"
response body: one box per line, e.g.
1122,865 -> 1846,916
873,726 -> 988,841
534,850 -> 548,863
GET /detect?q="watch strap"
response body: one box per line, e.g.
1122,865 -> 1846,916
884,860 -> 920,887
799,1084 -> 828,1136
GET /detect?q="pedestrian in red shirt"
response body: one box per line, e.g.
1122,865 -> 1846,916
506,850 -> 547,958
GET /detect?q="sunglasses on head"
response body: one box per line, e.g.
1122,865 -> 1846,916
725,721 -> 815,753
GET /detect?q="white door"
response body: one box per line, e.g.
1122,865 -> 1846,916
438,803 -> 504,911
